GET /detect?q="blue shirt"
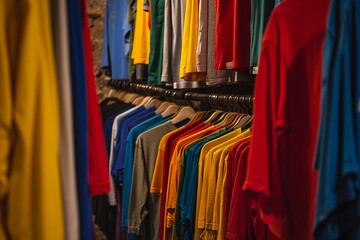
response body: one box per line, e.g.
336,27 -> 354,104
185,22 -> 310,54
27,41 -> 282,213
104,106 -> 133,154
67,0 -> 93,238
314,0 -> 360,239
112,106 -> 157,182
101,0 -> 131,79
180,129 -> 232,240
122,115 -> 171,227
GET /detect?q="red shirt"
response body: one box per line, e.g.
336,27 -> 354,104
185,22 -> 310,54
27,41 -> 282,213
223,138 -> 251,237
81,0 -> 110,196
215,0 -> 251,70
244,0 -> 330,239
226,145 -> 280,240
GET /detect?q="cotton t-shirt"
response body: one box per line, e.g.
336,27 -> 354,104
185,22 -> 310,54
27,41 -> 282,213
197,130 -> 251,239
172,130 -> 224,240
179,0 -> 206,81
314,0 -> 360,239
215,0 -> 251,70
194,129 -> 242,239
179,129 -> 232,240
244,0 -> 330,239
128,121 -> 185,240
160,123 -> 211,240
165,126 -> 218,233
122,115 -> 170,228
1,0 -> 65,238
68,0 -> 94,238
148,0 -> 165,85
101,0 -> 130,80
112,106 -> 156,184
81,0 -> 110,196
197,0 -> 230,85
249,0 -> 277,71
131,0 -> 150,64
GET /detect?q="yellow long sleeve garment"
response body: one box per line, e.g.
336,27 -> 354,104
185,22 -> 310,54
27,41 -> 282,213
0,0 -> 65,239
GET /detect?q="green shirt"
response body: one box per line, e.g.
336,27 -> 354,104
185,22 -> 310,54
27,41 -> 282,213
250,0 -> 277,71
148,0 -> 165,85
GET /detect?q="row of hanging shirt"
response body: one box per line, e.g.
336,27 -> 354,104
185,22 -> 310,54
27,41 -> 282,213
101,0 -> 281,87
95,90 -> 279,240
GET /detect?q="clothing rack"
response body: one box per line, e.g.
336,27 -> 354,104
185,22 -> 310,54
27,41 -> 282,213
108,80 -> 254,114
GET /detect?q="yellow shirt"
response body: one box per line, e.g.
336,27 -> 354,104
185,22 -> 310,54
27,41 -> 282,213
179,0 -> 206,81
197,129 -> 251,239
217,154 -> 229,240
0,2 -> 12,239
131,0 -> 150,64
194,129 -> 242,240
210,136 -> 252,240
0,0 -> 64,239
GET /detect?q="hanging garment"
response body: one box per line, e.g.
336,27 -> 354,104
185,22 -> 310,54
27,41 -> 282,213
249,0 -> 278,72
101,0 -> 131,80
197,0 -> 230,86
215,0 -> 251,70
179,129 -> 232,240
122,115 -> 171,228
81,0 -> 110,197
244,0 -> 330,239
0,0 -> 65,239
52,0 -> 80,238
193,128 -> 242,239
68,0 -> 94,238
128,0 -> 137,81
131,0 -> 150,64
179,0 -> 206,81
161,0 -> 201,88
196,130 -> 251,239
148,0 -> 166,85
314,0 -> 360,239
171,130 -> 226,240
128,121 -> 187,240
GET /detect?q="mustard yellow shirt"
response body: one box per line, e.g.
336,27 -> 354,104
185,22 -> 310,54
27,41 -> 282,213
0,0 -> 64,239
194,129 -> 242,240
179,0 -> 206,81
131,0 -> 150,64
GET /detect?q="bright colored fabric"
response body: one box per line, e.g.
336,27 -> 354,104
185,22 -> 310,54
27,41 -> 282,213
244,0 -> 330,239
81,0 -> 110,196
179,0 -> 206,80
68,0 -> 94,238
194,129 -> 242,239
314,0 -> 360,239
0,0 -> 65,238
131,0 -> 151,64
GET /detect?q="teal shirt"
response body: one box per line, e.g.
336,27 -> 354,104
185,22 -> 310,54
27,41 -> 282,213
249,0 -> 277,70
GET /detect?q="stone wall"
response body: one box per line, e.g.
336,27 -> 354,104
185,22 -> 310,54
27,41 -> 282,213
87,0 -> 107,99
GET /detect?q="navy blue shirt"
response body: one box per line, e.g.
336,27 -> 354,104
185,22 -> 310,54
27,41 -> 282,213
67,0 -> 93,238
